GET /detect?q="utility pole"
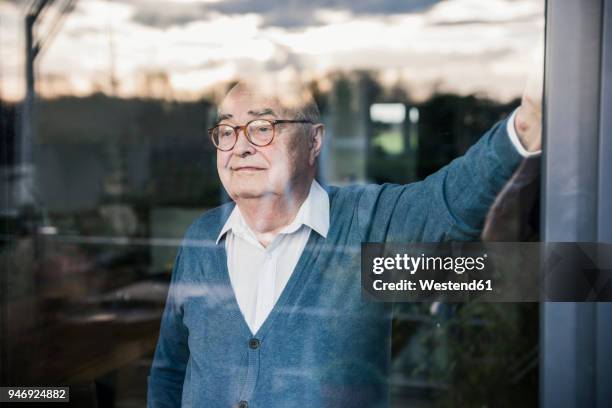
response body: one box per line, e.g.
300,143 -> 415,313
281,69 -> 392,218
17,1 -> 48,208
17,0 -> 76,209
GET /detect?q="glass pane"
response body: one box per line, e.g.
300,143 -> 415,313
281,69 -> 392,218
1,0 -> 544,406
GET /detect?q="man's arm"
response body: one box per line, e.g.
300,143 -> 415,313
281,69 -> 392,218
147,247 -> 190,408
421,56 -> 542,239
358,114 -> 529,243
358,58 -> 542,242
419,115 -> 529,241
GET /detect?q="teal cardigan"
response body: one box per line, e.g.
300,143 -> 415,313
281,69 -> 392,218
147,118 -> 524,407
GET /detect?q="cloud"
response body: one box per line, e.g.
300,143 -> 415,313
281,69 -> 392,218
3,0 -> 22,7
430,13 -> 541,26
210,0 -> 440,28
130,0 -> 441,29
1,0 -> 544,102
130,1 -> 209,28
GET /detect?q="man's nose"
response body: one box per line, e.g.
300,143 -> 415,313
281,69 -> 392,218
233,127 -> 256,156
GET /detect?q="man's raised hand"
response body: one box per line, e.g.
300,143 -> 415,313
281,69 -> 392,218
514,37 -> 544,153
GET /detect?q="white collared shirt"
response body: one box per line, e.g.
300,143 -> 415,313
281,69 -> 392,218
215,114 -> 537,335
216,180 -> 330,335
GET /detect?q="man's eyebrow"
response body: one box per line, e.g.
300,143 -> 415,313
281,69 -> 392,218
216,113 -> 233,123
247,108 -> 278,117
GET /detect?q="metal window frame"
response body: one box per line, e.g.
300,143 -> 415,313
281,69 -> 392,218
542,0 -> 612,407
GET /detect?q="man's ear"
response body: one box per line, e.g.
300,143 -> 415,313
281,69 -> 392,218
308,124 -> 325,166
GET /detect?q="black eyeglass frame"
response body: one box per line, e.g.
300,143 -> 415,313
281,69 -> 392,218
208,119 -> 313,151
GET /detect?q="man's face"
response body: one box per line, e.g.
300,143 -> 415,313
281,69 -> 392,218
216,87 -> 309,201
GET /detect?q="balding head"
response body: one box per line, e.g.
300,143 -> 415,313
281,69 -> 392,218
221,80 -> 320,125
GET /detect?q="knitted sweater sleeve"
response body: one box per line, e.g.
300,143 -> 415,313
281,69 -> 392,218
358,116 -> 525,243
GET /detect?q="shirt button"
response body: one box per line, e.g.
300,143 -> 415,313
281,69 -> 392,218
238,400 -> 248,408
248,338 -> 260,349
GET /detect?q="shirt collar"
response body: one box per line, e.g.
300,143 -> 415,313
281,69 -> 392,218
216,179 -> 330,244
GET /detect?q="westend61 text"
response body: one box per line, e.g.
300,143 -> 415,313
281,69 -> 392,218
373,279 -> 493,292
372,253 -> 487,275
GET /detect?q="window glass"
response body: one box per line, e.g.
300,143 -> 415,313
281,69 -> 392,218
0,1 -> 543,405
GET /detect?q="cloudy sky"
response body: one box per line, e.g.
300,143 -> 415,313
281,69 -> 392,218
0,0 -> 544,102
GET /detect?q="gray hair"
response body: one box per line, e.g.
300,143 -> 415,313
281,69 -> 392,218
224,80 -> 321,124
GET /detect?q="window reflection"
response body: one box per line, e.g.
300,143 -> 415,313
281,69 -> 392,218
1,0 -> 543,406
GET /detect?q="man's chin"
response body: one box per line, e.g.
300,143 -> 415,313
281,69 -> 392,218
229,186 -> 269,200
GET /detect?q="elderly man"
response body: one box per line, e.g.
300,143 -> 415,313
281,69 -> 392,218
147,80 -> 541,407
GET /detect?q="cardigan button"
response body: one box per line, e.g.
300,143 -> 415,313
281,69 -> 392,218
248,338 -> 260,349
237,400 -> 248,408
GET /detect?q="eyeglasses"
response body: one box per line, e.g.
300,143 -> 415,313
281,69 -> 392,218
208,119 -> 313,151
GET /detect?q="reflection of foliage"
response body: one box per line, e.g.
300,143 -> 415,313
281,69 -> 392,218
416,93 -> 518,179
150,154 -> 220,207
369,146 -> 415,185
435,303 -> 538,408
367,93 -> 520,185
372,130 -> 403,155
391,302 -> 538,407
35,94 -> 220,209
391,302 -> 453,398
